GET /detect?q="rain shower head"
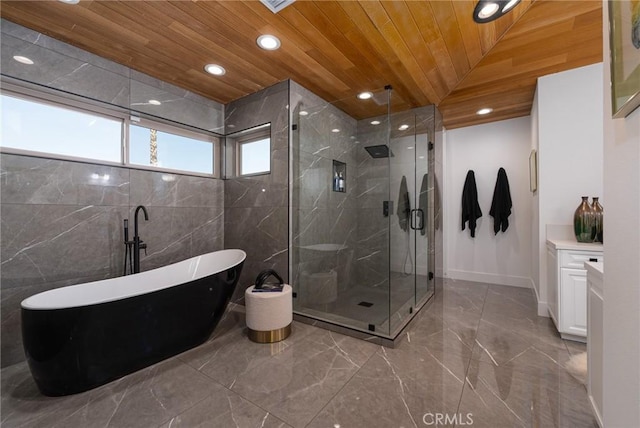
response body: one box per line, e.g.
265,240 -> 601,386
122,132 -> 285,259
364,145 -> 393,158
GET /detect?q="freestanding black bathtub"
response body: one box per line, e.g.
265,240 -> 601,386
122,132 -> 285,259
21,249 -> 245,396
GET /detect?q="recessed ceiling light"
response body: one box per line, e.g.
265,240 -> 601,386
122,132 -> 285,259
370,120 -> 381,125
257,35 -> 281,50
476,107 -> 493,115
148,99 -> 161,106
58,0 -> 80,4
473,0 -> 519,23
299,110 -> 308,116
478,2 -> 499,19
13,55 -> 34,65
407,146 -> 414,150
331,128 -> 340,133
502,0 -> 521,13
398,124 -> 409,131
204,64 -> 226,76
357,92 -> 373,100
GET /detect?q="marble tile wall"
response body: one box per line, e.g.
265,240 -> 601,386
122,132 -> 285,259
289,81 -> 358,296
224,81 -> 290,300
1,19 -> 224,132
354,118 -> 390,290
0,154 -> 225,368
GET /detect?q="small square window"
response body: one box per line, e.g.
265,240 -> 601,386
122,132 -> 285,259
239,136 -> 270,176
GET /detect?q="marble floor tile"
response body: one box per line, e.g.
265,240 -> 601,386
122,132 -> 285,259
459,358 -> 598,428
178,321 -> 318,388
564,339 -> 587,356
471,319 -> 570,369
228,328 -> 378,427
158,389 -> 291,428
2,358 -> 221,428
1,278 -> 597,428
401,310 -> 477,360
307,345 -> 466,428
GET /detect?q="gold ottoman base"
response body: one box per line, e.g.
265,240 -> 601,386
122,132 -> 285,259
248,323 -> 292,343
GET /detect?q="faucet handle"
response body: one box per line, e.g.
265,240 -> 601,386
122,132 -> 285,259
140,242 -> 147,256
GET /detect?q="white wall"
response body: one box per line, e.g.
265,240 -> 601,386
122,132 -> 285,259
444,116 -> 532,287
530,88 -> 540,302
601,2 -> 640,425
534,63 -> 604,315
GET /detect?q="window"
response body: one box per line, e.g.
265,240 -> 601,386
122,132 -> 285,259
239,136 -> 270,175
129,122 -> 215,175
1,93 -> 122,162
1,87 -> 220,177
226,124 -> 271,177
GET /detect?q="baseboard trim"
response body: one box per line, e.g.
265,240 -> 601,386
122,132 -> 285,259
588,394 -> 604,428
531,281 -> 549,317
446,270 -> 532,288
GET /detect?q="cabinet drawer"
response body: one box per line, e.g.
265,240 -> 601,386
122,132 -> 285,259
560,251 -> 603,269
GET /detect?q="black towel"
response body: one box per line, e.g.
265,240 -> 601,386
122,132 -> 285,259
434,174 -> 441,231
419,173 -> 428,235
461,170 -> 482,237
489,167 -> 512,234
397,175 -> 411,232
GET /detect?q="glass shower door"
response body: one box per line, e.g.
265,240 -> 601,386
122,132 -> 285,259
388,106 -> 435,336
388,110 -> 417,334
413,108 -> 435,308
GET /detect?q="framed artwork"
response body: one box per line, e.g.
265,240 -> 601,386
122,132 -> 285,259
529,149 -> 537,193
609,0 -> 640,118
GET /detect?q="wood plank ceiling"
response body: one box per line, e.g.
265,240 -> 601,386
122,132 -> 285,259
0,0 -> 602,129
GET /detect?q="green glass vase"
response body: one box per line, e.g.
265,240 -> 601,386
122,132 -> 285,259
591,197 -> 603,243
574,196 -> 594,243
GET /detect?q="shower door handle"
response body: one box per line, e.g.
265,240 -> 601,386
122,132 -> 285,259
410,209 -> 425,231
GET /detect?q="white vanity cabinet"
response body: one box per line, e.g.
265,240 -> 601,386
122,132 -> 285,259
546,240 -> 603,341
585,262 -> 604,428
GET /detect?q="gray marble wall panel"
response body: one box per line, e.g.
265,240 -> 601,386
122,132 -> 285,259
129,169 -> 223,208
354,120 -> 390,290
1,20 -> 224,133
130,71 -> 224,133
0,154 -> 225,368
289,81 -> 359,298
224,82 -> 289,299
0,154 -> 130,206
1,31 -> 130,106
1,19 -> 130,77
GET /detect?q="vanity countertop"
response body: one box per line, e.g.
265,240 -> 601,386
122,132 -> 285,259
546,239 -> 603,251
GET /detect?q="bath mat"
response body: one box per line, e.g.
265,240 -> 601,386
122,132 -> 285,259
565,351 -> 587,385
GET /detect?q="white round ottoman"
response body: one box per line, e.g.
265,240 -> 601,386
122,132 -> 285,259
245,284 -> 293,343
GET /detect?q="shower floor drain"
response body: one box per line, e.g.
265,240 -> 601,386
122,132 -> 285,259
357,301 -> 374,307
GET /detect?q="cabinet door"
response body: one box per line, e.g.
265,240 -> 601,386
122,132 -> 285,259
546,246 -> 559,325
588,281 -> 604,426
560,268 -> 587,336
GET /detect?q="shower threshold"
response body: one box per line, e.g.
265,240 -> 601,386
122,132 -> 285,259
293,290 -> 434,348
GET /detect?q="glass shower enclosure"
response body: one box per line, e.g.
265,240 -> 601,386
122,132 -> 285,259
290,85 -> 439,339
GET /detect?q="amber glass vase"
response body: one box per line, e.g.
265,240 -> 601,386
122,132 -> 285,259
591,197 -> 603,243
574,196 -> 594,243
